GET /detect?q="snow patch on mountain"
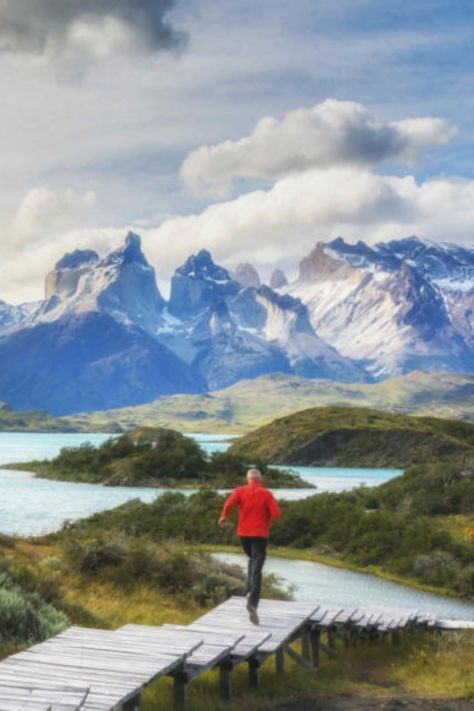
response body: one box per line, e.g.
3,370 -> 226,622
280,237 -> 474,378
32,232 -> 166,333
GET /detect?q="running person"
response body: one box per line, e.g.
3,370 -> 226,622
218,468 -> 281,624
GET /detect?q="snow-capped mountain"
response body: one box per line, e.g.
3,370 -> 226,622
165,249 -> 367,388
231,263 -> 262,288
0,231 -> 472,415
0,300 -> 39,333
280,237 -> 474,378
37,232 -> 166,333
0,234 -> 203,414
0,234 -> 365,414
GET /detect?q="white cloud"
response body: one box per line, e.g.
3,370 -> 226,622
138,168 -> 474,283
10,187 -> 96,246
181,99 -> 457,194
0,225 -> 123,304
1,168 -> 474,304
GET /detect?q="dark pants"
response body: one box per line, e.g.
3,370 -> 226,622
239,536 -> 267,608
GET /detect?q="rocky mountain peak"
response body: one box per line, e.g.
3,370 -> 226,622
176,249 -> 231,282
103,231 -> 148,267
46,249 -> 99,300
42,232 -> 165,327
232,263 -> 261,288
298,242 -> 346,281
169,250 -> 240,319
55,249 -> 99,271
270,268 -> 288,290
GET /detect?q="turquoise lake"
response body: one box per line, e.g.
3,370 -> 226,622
0,432 -> 402,535
0,432 -> 472,620
214,553 -> 474,621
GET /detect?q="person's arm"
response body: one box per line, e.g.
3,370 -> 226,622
266,490 -> 282,520
218,489 -> 241,527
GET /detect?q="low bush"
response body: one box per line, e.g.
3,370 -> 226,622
0,573 -> 68,647
64,536 -> 291,605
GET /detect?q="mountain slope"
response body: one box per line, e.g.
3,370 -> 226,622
164,249 -> 367,387
281,237 -> 474,378
67,370 -> 474,433
0,311 -> 205,415
0,232 -> 472,416
229,406 -> 474,466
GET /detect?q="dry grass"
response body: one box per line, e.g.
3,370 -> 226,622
2,540 -> 474,709
140,632 -> 474,709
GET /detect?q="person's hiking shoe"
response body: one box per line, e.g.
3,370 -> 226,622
246,599 -> 259,625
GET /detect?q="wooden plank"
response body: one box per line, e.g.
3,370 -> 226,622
436,619 -> 474,630
184,623 -> 271,659
190,597 -> 319,655
161,623 -> 263,660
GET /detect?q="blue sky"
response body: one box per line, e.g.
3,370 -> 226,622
0,0 -> 473,301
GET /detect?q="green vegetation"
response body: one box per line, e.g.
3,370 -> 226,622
0,402 -> 78,432
0,531 -> 288,660
48,449 -> 474,598
2,470 -> 474,708
0,570 -> 68,649
229,406 -> 474,466
1,538 -> 473,709
16,426 -> 312,488
141,631 -> 474,709
66,371 -> 474,434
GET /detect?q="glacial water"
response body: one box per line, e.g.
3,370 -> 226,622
0,432 -> 402,535
0,431 -> 471,619
214,552 -> 474,621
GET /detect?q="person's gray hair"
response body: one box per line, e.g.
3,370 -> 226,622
247,468 -> 262,480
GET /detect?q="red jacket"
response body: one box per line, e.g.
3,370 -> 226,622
221,480 -> 282,538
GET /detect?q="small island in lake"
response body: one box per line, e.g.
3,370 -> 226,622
12,426 -> 312,489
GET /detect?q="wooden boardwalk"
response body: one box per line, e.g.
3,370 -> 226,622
0,596 -> 471,710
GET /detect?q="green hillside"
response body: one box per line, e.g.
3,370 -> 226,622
0,402 -> 77,432
229,406 -> 474,467
66,371 -> 474,434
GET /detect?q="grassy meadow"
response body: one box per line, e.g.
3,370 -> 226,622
66,371 -> 474,434
1,536 -> 473,709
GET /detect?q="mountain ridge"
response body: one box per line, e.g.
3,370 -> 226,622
0,232 -> 472,415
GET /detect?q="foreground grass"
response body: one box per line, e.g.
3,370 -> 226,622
2,540 -> 474,709
140,632 -> 474,710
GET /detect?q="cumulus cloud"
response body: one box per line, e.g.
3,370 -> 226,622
10,187 -> 96,246
141,168 -> 474,279
181,99 -> 457,194
0,224 -> 123,303
0,0 -> 186,59
2,169 -> 474,304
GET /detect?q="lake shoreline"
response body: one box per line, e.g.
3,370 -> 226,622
197,543 -> 472,603
1,461 -> 315,489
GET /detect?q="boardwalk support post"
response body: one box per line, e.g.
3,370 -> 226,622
275,647 -> 285,673
248,656 -> 261,687
219,659 -> 233,700
310,629 -> 321,667
327,627 -> 337,652
122,692 -> 141,711
284,644 -> 314,670
173,670 -> 189,710
301,628 -> 311,660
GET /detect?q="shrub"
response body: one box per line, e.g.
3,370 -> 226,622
413,551 -> 460,587
0,573 -> 68,646
0,534 -> 15,549
67,539 -> 128,573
